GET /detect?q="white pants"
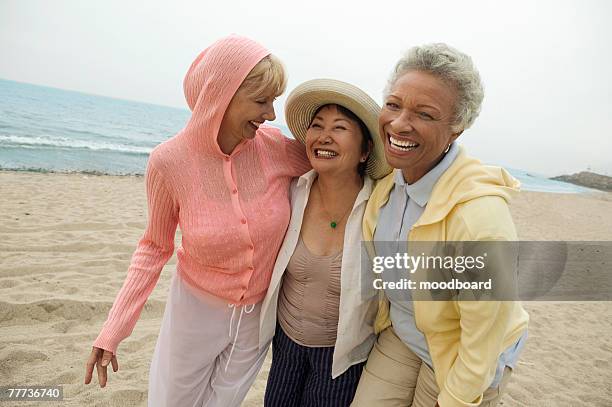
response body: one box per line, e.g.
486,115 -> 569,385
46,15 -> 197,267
148,273 -> 268,407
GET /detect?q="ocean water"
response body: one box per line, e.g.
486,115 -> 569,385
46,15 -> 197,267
0,79 -> 591,193
504,168 -> 592,193
0,79 -> 190,175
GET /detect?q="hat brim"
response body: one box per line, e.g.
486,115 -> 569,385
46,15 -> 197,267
284,79 -> 392,180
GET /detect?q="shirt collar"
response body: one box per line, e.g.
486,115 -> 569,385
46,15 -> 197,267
297,168 -> 318,188
297,169 -> 373,207
393,142 -> 459,207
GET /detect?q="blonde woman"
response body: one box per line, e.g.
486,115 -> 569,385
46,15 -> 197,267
83,35 -> 310,407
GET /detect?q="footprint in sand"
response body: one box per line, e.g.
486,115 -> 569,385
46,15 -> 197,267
51,371 -> 78,384
0,348 -> 49,375
51,320 -> 78,333
110,389 -> 145,406
0,279 -> 21,289
593,358 -> 609,369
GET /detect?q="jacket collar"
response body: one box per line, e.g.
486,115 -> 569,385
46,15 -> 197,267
372,145 -> 520,228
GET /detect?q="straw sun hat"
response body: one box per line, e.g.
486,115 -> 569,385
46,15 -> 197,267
284,79 -> 392,180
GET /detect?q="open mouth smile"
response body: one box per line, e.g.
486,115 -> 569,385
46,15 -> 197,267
314,148 -> 338,159
388,134 -> 419,152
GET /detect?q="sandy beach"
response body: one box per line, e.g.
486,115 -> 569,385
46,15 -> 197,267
0,170 -> 611,407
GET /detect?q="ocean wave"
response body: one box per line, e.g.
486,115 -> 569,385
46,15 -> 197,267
0,166 -> 144,176
0,134 -> 153,155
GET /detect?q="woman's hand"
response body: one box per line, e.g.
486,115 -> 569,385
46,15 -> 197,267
84,346 -> 118,388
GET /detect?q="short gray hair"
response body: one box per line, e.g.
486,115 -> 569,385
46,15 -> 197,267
384,43 -> 484,132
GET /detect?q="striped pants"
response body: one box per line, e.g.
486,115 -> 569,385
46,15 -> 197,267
264,325 -> 364,407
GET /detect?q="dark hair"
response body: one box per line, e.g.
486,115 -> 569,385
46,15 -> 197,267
310,104 -> 372,177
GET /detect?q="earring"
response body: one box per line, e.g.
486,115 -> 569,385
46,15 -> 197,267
360,158 -> 367,162
444,144 -> 451,153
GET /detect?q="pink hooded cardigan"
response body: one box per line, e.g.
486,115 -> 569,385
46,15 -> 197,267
93,35 -> 310,354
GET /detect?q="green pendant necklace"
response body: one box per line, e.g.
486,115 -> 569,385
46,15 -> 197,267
316,181 -> 352,230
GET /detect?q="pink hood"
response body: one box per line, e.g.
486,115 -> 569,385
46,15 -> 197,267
182,34 -> 270,155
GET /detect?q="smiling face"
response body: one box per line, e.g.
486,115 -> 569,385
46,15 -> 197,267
380,70 -> 461,184
218,86 -> 277,152
305,104 -> 369,178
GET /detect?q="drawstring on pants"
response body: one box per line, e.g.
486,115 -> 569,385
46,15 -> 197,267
225,303 -> 256,372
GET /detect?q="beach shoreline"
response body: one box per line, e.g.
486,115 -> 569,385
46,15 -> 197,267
1,170 -> 611,406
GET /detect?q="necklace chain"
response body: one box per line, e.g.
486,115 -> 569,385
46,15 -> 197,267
316,181 -> 354,230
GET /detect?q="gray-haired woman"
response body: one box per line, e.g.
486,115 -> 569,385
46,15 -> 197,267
351,43 -> 529,407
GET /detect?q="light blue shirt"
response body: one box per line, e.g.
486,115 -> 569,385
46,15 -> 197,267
373,142 -> 526,388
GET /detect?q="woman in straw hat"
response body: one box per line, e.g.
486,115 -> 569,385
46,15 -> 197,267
259,79 -> 392,406
83,34 -> 310,406
351,43 -> 528,407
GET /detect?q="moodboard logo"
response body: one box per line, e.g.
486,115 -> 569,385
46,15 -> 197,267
360,241 -> 612,301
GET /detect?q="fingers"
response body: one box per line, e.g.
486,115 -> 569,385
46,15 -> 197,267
98,350 -> 114,387
101,350 -> 113,368
96,356 -> 108,388
84,347 -> 100,384
111,355 -> 119,372
85,347 -> 116,387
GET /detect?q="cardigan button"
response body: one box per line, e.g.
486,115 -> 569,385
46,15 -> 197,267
241,218 -> 247,224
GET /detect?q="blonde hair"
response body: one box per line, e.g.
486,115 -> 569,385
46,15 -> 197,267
239,54 -> 287,98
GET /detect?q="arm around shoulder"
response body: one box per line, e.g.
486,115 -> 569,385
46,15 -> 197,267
283,134 -> 311,176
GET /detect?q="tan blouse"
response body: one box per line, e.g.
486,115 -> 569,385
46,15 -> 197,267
277,235 -> 343,347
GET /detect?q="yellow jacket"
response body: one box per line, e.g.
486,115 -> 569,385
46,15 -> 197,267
363,146 -> 529,407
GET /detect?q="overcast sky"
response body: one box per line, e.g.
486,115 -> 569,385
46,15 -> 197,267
1,0 -> 611,176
